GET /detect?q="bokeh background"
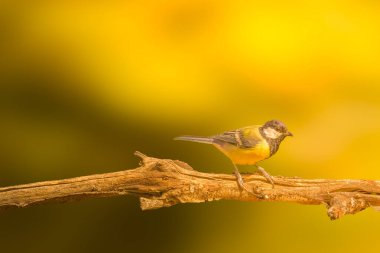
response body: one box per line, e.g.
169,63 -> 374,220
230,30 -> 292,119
1,0 -> 380,252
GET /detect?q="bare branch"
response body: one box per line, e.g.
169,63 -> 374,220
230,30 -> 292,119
1,152 -> 379,220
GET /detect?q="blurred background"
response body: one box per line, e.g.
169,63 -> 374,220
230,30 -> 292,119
1,0 -> 380,252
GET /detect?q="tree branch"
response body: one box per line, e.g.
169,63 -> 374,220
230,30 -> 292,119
1,152 -> 380,220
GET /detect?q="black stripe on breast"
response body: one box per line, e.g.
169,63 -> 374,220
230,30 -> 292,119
259,127 -> 284,156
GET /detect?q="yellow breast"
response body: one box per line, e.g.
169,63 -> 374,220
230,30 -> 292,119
213,127 -> 270,165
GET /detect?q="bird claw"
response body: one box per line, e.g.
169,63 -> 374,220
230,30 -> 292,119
234,164 -> 265,199
242,183 -> 265,199
248,186 -> 265,199
257,166 -> 275,188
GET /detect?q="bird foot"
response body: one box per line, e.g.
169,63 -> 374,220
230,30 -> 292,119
257,166 -> 275,188
234,166 -> 265,199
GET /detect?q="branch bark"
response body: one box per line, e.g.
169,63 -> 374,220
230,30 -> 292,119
1,152 -> 380,220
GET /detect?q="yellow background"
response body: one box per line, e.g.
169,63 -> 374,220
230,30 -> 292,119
1,1 -> 380,252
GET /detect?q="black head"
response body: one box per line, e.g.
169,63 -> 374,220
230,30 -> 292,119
260,120 -> 292,156
262,120 -> 292,138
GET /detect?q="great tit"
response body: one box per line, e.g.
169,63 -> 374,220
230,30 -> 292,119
175,120 -> 292,195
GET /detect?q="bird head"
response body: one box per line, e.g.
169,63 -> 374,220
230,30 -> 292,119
261,120 -> 293,140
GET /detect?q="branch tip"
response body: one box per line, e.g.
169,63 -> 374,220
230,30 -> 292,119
140,197 -> 165,210
134,151 -> 147,159
134,151 -> 151,166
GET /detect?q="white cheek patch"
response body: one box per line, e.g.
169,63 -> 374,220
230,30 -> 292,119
263,127 -> 282,139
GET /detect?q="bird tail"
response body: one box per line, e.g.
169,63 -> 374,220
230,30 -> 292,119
174,135 -> 214,144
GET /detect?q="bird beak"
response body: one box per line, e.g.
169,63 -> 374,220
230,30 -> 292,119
286,131 -> 293,137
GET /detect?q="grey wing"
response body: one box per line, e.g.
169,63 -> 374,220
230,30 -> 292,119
212,129 -> 256,149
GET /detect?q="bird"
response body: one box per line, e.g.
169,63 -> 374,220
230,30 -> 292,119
174,120 -> 293,196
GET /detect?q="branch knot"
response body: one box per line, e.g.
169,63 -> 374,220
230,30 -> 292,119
327,194 -> 369,220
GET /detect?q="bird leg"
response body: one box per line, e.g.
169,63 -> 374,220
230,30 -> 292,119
232,163 -> 264,198
256,166 -> 275,188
